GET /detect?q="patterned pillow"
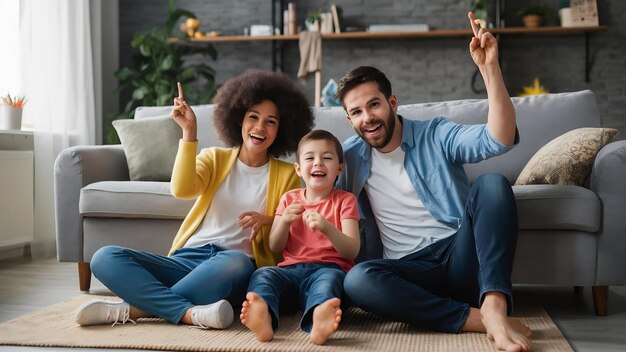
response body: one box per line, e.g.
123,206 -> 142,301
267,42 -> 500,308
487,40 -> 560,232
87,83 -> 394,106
515,128 -> 618,186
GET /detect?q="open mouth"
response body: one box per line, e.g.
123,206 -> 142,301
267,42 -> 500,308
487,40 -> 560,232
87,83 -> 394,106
250,133 -> 266,143
311,171 -> 326,178
364,123 -> 382,135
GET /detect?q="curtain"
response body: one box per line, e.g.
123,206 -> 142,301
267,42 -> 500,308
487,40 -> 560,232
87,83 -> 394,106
19,0 -> 97,257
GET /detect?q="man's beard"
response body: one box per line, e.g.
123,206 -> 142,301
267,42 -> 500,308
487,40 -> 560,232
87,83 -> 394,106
356,105 -> 396,150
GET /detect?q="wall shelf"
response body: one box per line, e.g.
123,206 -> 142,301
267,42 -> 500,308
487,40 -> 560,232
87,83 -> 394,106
169,26 -> 606,83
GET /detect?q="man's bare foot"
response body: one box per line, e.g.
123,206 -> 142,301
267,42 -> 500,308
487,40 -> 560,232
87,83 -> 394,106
240,292 -> 273,342
481,293 -> 532,351
310,298 -> 342,345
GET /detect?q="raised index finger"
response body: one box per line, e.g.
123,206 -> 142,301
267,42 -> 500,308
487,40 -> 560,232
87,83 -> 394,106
177,82 -> 184,100
468,12 -> 479,38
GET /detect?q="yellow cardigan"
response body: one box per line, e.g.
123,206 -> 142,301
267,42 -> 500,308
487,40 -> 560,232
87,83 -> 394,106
168,140 -> 301,267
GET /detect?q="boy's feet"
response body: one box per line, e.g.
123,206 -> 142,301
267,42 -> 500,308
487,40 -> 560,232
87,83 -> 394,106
240,292 -> 273,342
310,297 -> 342,345
190,299 -> 234,329
75,300 -> 134,326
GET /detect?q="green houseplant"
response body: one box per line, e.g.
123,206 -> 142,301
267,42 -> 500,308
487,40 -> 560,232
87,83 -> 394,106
517,5 -> 555,27
106,0 -> 217,144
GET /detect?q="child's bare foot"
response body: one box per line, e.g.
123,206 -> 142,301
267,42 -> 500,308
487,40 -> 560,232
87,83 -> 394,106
240,292 -> 273,342
481,293 -> 532,351
310,298 -> 342,345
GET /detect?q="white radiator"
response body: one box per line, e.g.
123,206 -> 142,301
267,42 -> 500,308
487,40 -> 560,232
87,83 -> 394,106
0,150 -> 34,248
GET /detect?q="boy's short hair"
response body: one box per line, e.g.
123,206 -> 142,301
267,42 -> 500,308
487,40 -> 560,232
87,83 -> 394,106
296,129 -> 344,163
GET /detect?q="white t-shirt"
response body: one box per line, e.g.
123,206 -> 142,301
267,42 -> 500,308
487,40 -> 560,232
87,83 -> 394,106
183,159 -> 269,257
365,146 -> 456,259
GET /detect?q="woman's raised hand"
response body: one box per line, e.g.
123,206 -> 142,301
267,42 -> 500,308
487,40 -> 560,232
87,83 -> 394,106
171,82 -> 198,141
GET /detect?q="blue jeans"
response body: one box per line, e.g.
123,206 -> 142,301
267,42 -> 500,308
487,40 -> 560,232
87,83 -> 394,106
248,263 -> 346,332
344,173 -> 518,333
91,243 -> 255,324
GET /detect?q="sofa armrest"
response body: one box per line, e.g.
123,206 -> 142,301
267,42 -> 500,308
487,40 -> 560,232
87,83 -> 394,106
590,140 -> 626,284
54,145 -> 129,262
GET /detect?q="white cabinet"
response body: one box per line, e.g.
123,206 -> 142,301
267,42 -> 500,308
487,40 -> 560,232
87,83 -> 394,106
0,131 -> 34,249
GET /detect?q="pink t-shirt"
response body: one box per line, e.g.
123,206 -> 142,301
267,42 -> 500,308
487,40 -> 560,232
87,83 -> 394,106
275,188 -> 359,272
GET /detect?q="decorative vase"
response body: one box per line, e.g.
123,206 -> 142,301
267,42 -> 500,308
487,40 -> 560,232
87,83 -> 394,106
0,105 -> 23,130
523,15 -> 543,28
305,20 -> 320,32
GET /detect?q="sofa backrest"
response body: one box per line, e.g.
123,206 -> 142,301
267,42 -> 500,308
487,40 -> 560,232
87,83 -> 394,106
135,90 -> 600,183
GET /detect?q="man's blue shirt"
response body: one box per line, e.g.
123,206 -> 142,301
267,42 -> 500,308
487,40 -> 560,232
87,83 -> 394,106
337,115 -> 518,230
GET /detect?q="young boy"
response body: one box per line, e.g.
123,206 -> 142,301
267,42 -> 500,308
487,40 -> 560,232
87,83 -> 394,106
240,129 -> 360,345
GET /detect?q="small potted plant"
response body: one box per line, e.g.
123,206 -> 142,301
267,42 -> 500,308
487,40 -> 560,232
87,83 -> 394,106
306,11 -> 322,31
518,5 -> 555,28
0,93 -> 27,130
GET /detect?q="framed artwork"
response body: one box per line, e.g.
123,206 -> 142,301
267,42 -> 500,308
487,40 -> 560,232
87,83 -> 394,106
570,0 -> 599,26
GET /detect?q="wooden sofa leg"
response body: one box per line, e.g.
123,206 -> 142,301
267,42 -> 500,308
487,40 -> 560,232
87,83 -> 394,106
78,262 -> 91,292
592,285 -> 608,316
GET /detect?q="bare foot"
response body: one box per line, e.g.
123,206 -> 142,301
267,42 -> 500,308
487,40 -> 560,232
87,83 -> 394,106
310,298 -> 342,345
240,292 -> 273,342
481,293 -> 532,351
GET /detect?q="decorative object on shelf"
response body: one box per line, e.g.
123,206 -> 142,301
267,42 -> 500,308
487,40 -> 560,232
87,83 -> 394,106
570,0 -> 599,27
470,0 -> 489,29
0,93 -> 27,130
106,0 -> 217,144
330,4 -> 342,33
518,5 -> 555,28
518,78 -> 550,96
305,11 -> 322,32
179,17 -> 206,39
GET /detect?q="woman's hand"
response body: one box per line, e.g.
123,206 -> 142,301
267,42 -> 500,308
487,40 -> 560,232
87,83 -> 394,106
171,82 -> 198,141
468,12 -> 499,67
239,211 -> 275,240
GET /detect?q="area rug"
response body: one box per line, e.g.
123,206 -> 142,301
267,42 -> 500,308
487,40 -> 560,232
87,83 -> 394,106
0,294 -> 571,351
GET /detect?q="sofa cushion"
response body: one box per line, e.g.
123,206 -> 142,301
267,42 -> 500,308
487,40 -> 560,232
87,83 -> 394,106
515,127 -> 618,186
135,104 -> 224,150
513,184 -> 600,232
113,116 -> 181,181
80,181 -> 193,219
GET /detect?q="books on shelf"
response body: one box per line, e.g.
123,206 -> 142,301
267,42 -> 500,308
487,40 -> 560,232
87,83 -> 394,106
282,2 -> 297,35
367,24 -> 430,33
330,4 -> 341,33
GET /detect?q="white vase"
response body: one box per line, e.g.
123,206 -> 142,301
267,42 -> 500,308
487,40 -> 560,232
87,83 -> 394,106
0,105 -> 23,130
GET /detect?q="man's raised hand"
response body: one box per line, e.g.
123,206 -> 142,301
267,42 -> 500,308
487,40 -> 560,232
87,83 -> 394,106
467,12 -> 499,67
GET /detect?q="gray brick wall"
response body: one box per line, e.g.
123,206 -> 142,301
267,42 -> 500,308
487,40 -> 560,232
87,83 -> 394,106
119,0 -> 626,139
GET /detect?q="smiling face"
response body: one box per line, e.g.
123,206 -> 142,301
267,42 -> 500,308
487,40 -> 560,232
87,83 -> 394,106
295,139 -> 344,194
343,81 -> 402,153
239,99 -> 280,166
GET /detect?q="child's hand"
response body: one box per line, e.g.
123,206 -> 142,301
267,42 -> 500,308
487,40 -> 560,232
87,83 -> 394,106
171,82 -> 197,141
302,210 -> 330,233
280,204 -> 305,225
239,211 -> 273,240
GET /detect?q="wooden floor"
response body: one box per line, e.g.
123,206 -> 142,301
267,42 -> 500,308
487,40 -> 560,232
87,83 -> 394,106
1,256 -> 625,351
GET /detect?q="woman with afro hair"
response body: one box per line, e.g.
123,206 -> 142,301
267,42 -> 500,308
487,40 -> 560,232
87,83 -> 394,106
76,69 -> 315,331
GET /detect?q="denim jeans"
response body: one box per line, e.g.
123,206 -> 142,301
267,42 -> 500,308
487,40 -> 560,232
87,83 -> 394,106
247,263 -> 346,332
344,173 -> 518,333
91,243 -> 255,323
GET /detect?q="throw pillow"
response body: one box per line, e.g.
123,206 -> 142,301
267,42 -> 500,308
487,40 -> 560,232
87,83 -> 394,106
113,116 -> 182,181
515,127 -> 618,186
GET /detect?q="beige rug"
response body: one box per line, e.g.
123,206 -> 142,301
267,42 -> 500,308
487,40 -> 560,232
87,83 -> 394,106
0,294 -> 572,351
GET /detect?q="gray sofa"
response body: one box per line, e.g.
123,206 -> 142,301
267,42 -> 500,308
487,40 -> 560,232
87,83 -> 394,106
54,90 -> 626,315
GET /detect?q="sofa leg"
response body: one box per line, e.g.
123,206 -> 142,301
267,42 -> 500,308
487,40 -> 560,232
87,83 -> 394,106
592,285 -> 608,316
574,286 -> 584,294
78,262 -> 91,292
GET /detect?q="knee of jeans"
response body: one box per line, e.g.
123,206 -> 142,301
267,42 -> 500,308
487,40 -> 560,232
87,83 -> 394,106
474,173 -> 509,188
344,263 -> 371,296
217,250 -> 255,278
90,245 -> 124,277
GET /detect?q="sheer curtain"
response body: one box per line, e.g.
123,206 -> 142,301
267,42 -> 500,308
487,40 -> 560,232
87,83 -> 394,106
19,0 -> 97,257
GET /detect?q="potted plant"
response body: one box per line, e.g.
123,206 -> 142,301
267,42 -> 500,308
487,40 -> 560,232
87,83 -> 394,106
0,93 -> 27,130
471,0 -> 488,29
518,5 -> 555,28
106,0 -> 218,143
306,11 -> 322,31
